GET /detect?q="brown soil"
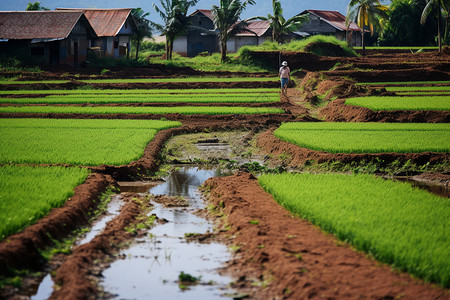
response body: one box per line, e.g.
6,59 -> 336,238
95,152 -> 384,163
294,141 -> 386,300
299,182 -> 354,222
0,173 -> 114,277
204,172 -> 449,299
49,193 -> 153,300
256,129 -> 450,166
320,98 -> 450,123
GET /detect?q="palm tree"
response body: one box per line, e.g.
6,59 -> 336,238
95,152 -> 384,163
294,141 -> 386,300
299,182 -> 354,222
151,0 -> 198,60
346,0 -> 389,56
250,0 -> 308,43
421,0 -> 450,51
131,8 -> 152,60
211,0 -> 256,63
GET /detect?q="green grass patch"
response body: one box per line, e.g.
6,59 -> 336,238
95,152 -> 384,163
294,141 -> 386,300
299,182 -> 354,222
80,77 -> 279,84
0,88 -> 278,95
395,91 -> 450,96
0,165 -> 89,240
357,81 -> 450,86
0,94 -> 280,104
0,106 -> 284,115
0,118 -> 181,165
345,96 -> 450,111
275,122 -> 450,153
258,173 -> 450,287
385,86 -> 450,92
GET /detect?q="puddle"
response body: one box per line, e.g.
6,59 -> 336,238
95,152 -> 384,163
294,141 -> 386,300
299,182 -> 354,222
30,274 -> 53,300
100,166 -> 236,299
390,177 -> 450,198
76,195 -> 123,245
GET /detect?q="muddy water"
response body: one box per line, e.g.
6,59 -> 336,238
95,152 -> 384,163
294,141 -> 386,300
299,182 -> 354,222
100,166 -> 236,299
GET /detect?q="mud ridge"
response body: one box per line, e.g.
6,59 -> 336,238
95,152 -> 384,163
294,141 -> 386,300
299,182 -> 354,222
319,99 -> 450,123
256,129 -> 450,166
204,172 -> 449,299
49,193 -> 151,300
0,173 -> 115,277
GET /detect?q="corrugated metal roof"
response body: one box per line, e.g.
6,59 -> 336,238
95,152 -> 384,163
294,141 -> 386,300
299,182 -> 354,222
0,11 -> 86,39
56,8 -> 132,37
304,10 -> 362,32
190,9 -> 214,21
235,20 -> 270,37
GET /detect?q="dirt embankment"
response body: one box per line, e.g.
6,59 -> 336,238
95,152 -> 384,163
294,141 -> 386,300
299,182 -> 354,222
256,129 -> 449,167
204,172 -> 449,299
320,98 -> 450,123
0,173 -> 114,277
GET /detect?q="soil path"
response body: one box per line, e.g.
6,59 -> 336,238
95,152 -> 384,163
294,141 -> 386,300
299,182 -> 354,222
205,172 -> 449,299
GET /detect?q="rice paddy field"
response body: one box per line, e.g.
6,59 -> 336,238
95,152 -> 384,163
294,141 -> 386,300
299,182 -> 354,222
1,70 -> 449,300
274,122 -> 450,153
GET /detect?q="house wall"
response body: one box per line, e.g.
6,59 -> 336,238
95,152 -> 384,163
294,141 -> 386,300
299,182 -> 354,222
298,14 -> 338,35
173,13 -> 217,57
227,35 -> 271,53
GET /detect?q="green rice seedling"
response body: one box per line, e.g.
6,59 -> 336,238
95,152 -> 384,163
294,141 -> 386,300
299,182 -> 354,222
385,86 -> 450,92
0,88 -> 279,95
0,165 -> 89,240
0,94 -> 280,104
274,122 -> 450,153
0,106 -> 284,115
80,77 -> 279,84
258,173 -> 450,287
345,96 -> 450,111
0,119 -> 181,165
356,81 -> 450,86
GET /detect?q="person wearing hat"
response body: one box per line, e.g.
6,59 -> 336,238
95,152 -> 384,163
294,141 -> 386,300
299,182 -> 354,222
279,61 -> 291,95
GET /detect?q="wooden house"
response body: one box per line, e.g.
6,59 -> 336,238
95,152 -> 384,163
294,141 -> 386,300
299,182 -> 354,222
56,8 -> 137,58
296,10 -> 363,46
0,11 -> 96,67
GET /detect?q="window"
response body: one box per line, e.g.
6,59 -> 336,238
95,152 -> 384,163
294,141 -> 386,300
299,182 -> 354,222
114,40 -> 119,49
199,20 -> 202,26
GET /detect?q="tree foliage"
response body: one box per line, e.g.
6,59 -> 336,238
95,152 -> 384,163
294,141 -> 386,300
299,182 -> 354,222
250,0 -> 308,43
131,8 -> 152,60
26,2 -> 49,11
380,0 -> 438,46
346,0 -> 389,55
421,0 -> 450,50
211,0 -> 255,63
151,0 -> 198,60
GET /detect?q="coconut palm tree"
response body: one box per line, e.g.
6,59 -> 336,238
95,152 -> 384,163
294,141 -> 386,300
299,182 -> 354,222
346,0 -> 389,56
151,0 -> 198,60
211,0 -> 256,63
421,0 -> 450,51
250,0 -> 308,43
131,8 -> 152,60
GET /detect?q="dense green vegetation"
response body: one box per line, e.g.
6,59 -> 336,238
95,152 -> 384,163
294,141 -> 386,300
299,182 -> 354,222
0,119 -> 181,166
385,86 -> 450,92
258,173 -> 450,287
238,35 -> 358,57
274,122 -> 450,153
0,106 -> 284,115
0,88 -> 278,95
358,81 -> 450,86
0,165 -> 89,240
80,77 -> 278,83
0,94 -> 280,104
345,96 -> 450,111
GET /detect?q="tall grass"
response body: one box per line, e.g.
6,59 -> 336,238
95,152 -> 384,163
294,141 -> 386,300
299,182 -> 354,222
345,96 -> 450,111
0,165 -> 89,240
0,94 -> 280,104
0,119 -> 181,166
274,122 -> 450,153
0,106 -> 284,115
258,173 -> 450,287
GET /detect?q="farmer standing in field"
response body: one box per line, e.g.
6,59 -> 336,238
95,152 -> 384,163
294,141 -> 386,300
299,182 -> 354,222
279,61 -> 290,95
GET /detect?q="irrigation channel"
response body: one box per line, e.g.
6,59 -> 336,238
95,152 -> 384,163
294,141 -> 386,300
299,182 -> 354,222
28,131 -> 448,300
